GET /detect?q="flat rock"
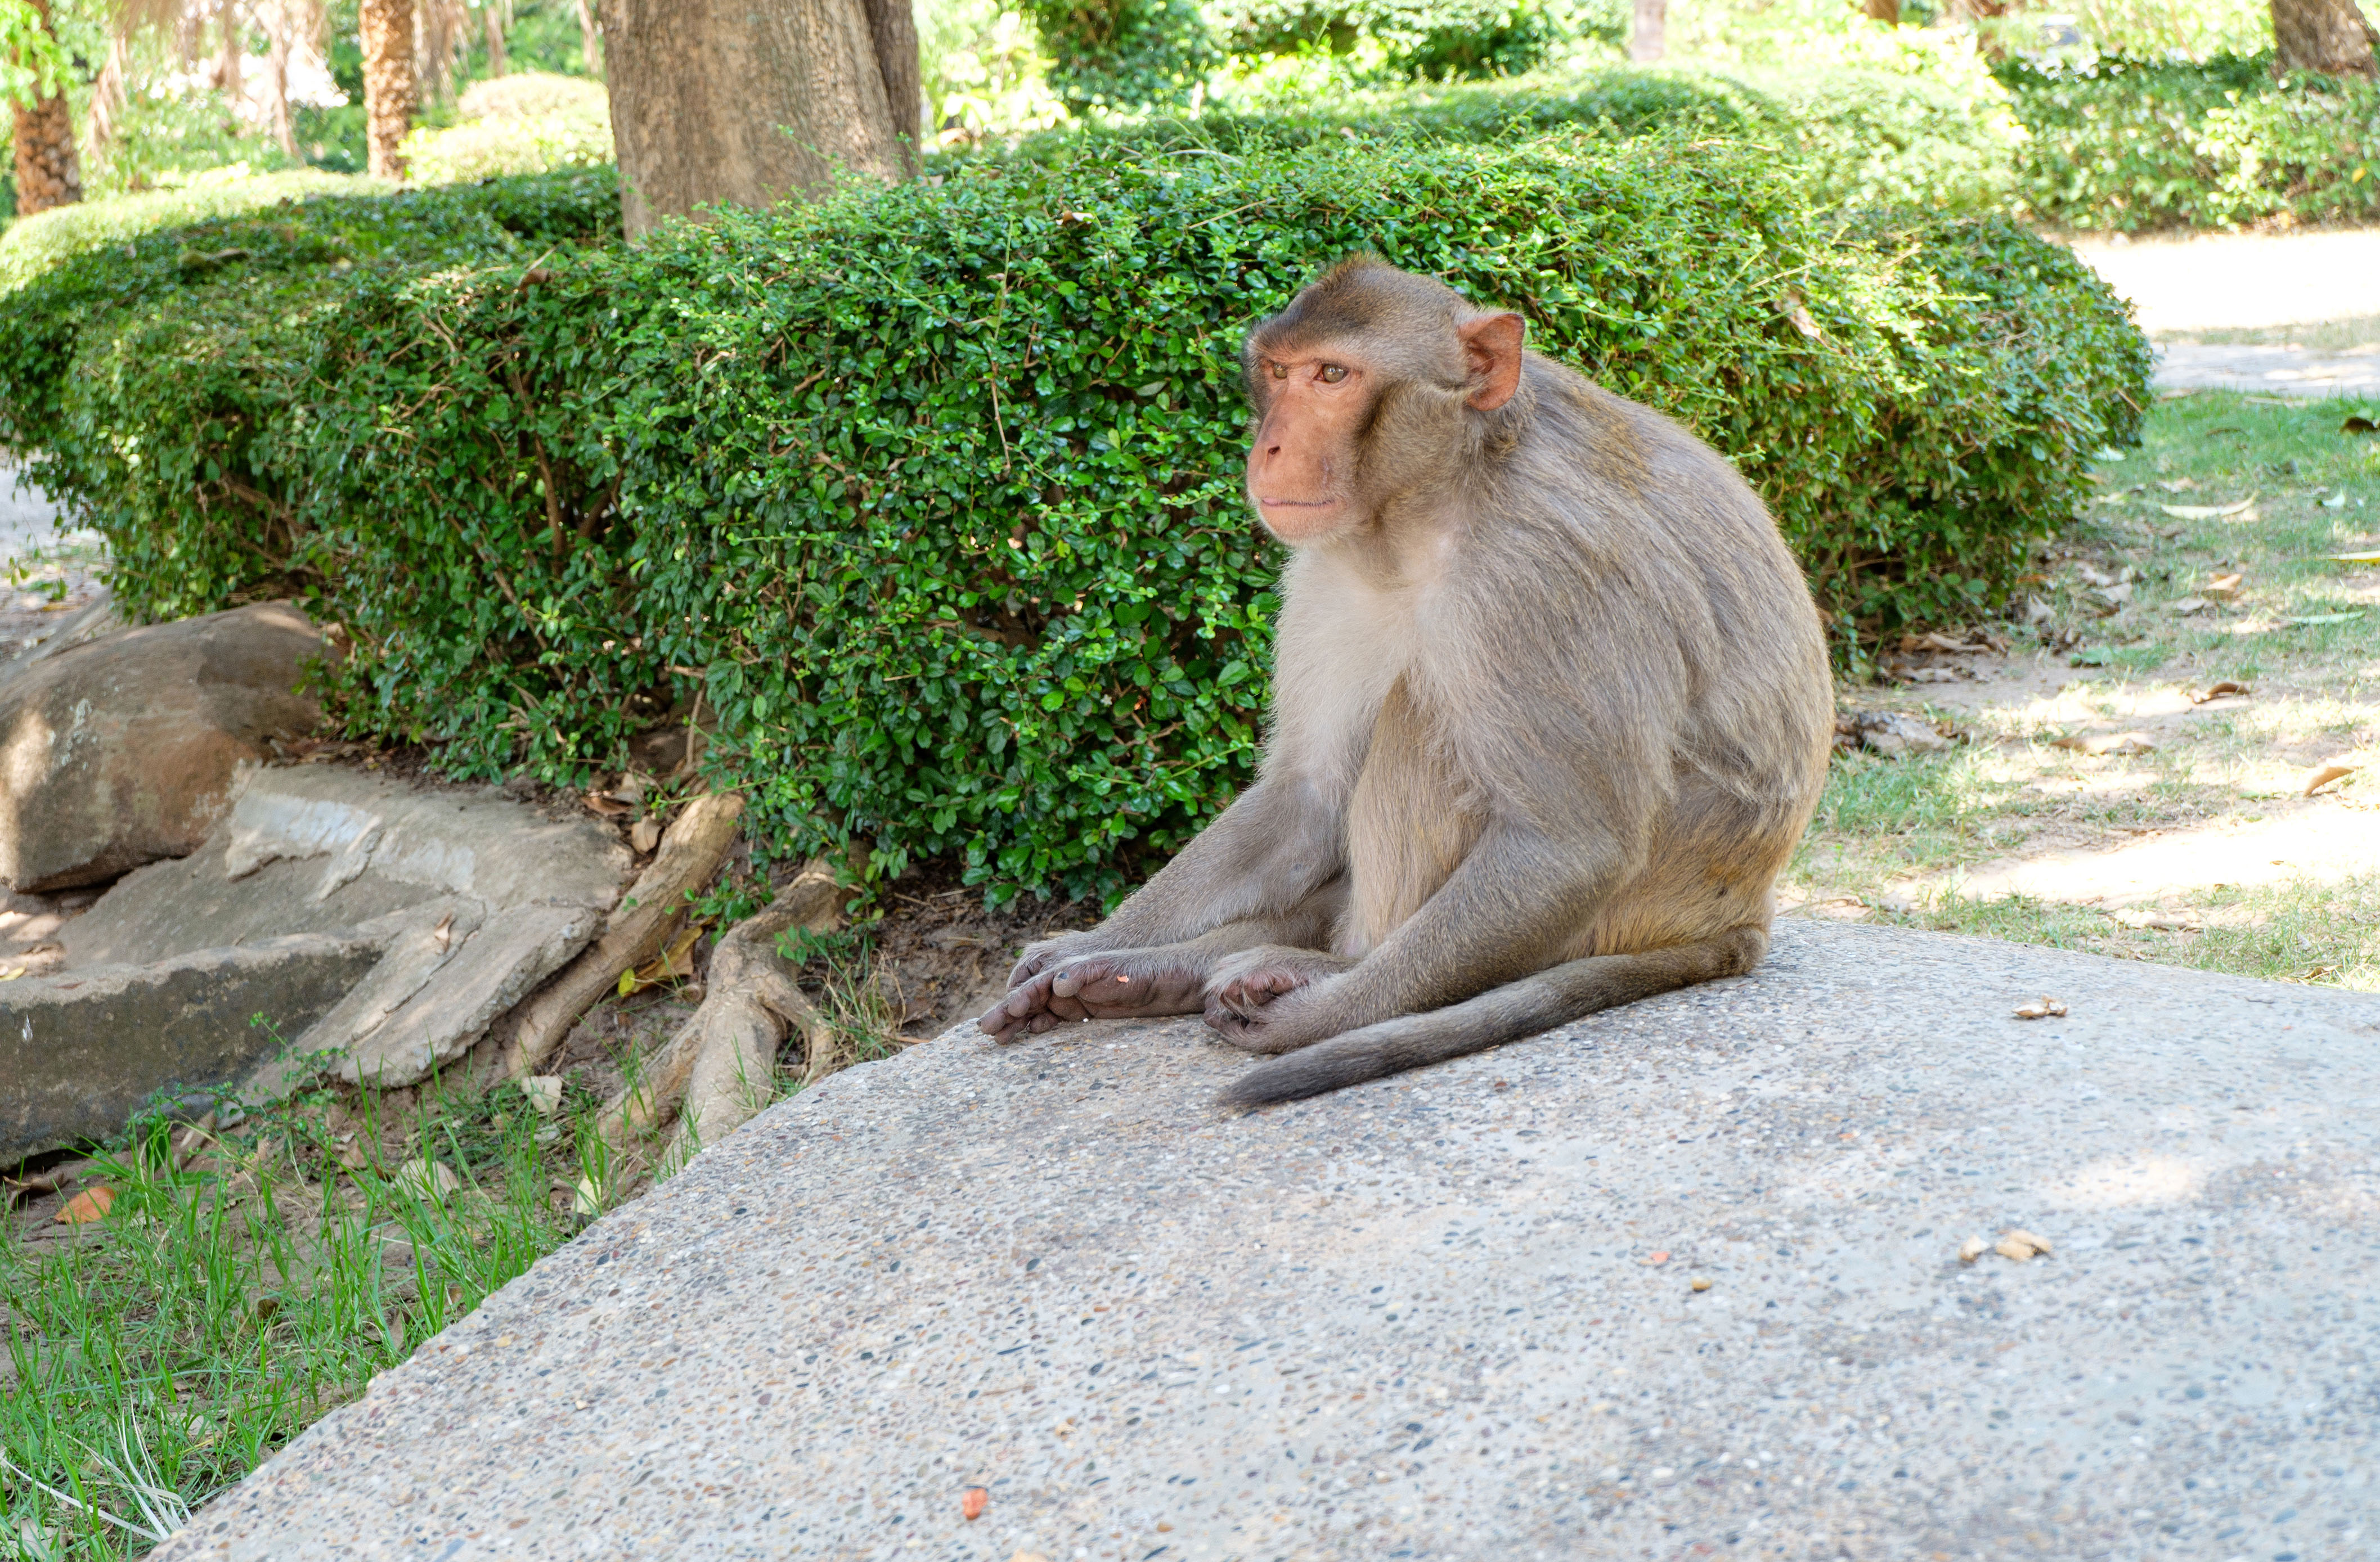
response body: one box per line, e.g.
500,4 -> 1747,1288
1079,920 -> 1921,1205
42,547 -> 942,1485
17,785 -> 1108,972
0,601 -> 325,892
154,921 -> 2380,1561
0,934 -> 383,1163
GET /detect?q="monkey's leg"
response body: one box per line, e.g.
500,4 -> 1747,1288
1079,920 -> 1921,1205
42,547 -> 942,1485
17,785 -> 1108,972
1204,946 -> 1359,1028
1214,927 -> 1767,1105
980,892 -> 1344,1042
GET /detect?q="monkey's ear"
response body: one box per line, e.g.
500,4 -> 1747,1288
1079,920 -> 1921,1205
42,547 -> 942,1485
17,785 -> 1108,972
1458,312 -> 1525,411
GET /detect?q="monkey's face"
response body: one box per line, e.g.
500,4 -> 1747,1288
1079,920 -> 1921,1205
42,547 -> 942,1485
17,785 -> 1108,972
1242,343 -> 1378,544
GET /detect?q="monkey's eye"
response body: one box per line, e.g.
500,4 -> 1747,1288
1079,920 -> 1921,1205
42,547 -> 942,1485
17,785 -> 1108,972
1270,362 -> 1288,380
1318,364 -> 1348,384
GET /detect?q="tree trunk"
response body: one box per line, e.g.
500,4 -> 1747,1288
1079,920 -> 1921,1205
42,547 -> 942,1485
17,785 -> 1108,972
598,0 -> 915,241
574,0 -> 601,74
1628,0 -> 1665,62
361,0 -> 417,178
2271,0 -> 2379,76
7,0 -> 80,218
1865,0 -> 1901,22
483,3 -> 509,75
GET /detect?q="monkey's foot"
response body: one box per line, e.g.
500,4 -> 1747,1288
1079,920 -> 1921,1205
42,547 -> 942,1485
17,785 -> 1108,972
1202,948 -> 1357,1053
977,947 -> 1216,1041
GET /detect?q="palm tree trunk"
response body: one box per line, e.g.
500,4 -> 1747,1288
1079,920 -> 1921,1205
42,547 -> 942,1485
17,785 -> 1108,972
9,0 -> 82,216
360,0 -> 416,177
2270,0 -> 2379,76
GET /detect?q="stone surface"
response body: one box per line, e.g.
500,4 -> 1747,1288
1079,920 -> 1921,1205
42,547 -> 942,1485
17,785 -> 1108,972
154,920 -> 2380,1561
0,935 -> 383,1164
0,601 -> 325,892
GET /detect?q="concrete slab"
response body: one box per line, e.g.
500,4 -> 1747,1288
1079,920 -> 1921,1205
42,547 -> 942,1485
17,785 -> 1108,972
2154,341 -> 2380,399
152,920 -> 2380,1561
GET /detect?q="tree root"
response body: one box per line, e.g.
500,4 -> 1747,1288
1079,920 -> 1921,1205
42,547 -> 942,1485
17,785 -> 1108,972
597,862 -> 850,1176
504,792 -> 746,1079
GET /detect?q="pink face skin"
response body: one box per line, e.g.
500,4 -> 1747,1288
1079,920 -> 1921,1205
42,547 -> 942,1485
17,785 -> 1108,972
1242,313 -> 1524,545
1244,349 -> 1368,543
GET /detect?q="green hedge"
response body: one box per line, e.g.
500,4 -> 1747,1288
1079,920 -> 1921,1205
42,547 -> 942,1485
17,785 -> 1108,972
2001,52 -> 2380,232
1018,63 -> 2026,214
0,141 -> 2148,902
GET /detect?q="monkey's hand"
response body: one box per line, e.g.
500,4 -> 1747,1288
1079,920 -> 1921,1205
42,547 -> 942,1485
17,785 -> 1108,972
1202,948 -> 1356,1055
1002,929 -> 1116,992
977,944 -> 1218,1041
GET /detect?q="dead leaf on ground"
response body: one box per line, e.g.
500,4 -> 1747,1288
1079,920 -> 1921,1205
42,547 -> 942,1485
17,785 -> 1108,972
2012,997 -> 2068,1020
583,791 -> 631,818
1957,1236 -> 1988,1264
398,1158 -> 462,1201
2305,763 -> 2357,796
962,1488 -> 990,1520
2192,680 -> 2251,704
1643,1250 -> 1671,1266
1995,1230 -> 2052,1262
2166,596 -> 2210,615
2111,910 -> 2199,932
55,1185 -> 115,1224
431,912 -> 453,952
2050,731 -> 2155,757
2325,549 -> 2380,564
630,816 -> 662,853
619,923 -> 702,997
520,1075 -> 565,1117
2155,478 -> 2199,493
2203,572 -> 2244,598
2159,495 -> 2256,520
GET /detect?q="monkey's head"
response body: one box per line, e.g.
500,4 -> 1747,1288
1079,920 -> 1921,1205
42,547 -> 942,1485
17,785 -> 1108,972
1240,256 -> 1525,544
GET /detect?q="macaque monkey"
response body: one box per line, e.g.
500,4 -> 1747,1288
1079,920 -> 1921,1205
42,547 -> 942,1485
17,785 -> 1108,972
980,257 -> 1833,1105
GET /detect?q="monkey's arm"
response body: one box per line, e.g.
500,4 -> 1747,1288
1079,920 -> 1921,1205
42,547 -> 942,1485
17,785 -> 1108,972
1004,772 -> 1346,987
1205,815 -> 1622,1052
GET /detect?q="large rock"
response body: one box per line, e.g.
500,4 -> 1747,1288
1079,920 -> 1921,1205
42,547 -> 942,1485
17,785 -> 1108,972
151,921 -> 2380,1561
65,764 -> 631,1091
0,602 -> 325,892
0,935 -> 384,1164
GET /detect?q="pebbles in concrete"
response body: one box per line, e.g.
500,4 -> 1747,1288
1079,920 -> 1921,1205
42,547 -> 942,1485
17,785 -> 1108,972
152,920 -> 2380,1561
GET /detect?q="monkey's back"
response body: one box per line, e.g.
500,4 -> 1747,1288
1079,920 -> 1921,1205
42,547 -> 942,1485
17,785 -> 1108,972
1453,354 -> 1834,954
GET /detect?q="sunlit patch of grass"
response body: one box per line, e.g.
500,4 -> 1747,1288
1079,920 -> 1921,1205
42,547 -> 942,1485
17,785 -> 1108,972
0,1079 -> 590,1558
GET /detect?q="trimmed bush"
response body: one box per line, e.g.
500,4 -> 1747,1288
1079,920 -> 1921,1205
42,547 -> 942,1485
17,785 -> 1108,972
2001,52 -> 2380,232
0,140 -> 2147,903
0,168 -> 385,295
1016,62 -> 2025,214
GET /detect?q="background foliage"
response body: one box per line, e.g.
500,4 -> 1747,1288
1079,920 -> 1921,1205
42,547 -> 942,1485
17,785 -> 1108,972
0,141 -> 2149,903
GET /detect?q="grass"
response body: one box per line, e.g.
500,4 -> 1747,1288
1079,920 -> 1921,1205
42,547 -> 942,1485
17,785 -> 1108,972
1788,388 -> 2380,989
0,930 -> 910,1559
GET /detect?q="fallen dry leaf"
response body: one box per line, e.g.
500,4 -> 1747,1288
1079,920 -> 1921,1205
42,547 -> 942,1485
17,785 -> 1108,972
962,1487 -> 990,1520
55,1185 -> 115,1224
630,816 -> 662,854
2203,573 -> 2244,598
2327,550 -> 2380,564
619,923 -> 703,997
2111,910 -> 2199,933
2155,478 -> 2198,493
2305,763 -> 2357,796
1644,1250 -> 1671,1266
520,1075 -> 565,1117
431,912 -> 454,952
583,792 -> 631,818
398,1158 -> 462,1201
1957,1236 -> 1988,1264
1690,1277 -> 1712,1293
2159,494 -> 2256,520
2192,680 -> 2251,704
2050,732 -> 2155,757
1995,1230 -> 2052,1262
2165,596 -> 2210,616
2013,997 -> 2068,1020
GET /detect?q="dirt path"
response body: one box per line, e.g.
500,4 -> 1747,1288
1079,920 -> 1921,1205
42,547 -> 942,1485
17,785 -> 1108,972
2068,228 -> 2380,397
1788,386 -> 2380,991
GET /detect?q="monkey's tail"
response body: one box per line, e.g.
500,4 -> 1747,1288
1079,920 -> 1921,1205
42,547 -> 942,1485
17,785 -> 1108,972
1214,927 -> 1769,1108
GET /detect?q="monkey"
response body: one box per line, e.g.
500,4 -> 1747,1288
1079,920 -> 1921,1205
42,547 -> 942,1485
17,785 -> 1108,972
978,256 -> 1833,1106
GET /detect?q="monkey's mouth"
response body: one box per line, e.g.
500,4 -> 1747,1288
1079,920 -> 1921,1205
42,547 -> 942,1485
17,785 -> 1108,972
1256,498 -> 1339,511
